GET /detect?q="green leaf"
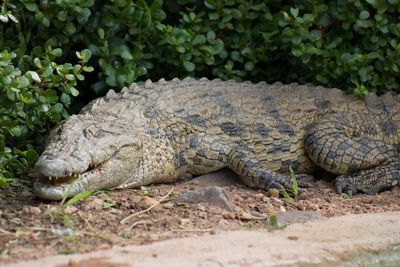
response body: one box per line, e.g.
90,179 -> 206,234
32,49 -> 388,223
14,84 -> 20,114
57,11 -> 67,22
65,22 -> 76,35
8,14 -> 19,23
75,51 -> 82,59
18,76 -> 30,88
65,74 -> 75,81
183,61 -> 195,72
25,3 -> 38,12
292,35 -> 302,45
359,10 -> 370,20
33,57 -> 42,68
64,190 -> 96,207
290,8 -> 299,17
0,176 -> 12,187
51,48 -> 62,57
209,13 -> 219,20
10,126 -> 22,137
80,49 -> 92,61
204,0 -> 216,9
176,46 -> 185,53
26,71 -> 41,83
42,17 -> 50,27
70,87 -> 79,96
76,74 -> 85,81
52,103 -> 63,113
120,49 -> 133,60
83,66 -> 94,72
0,15 -> 9,23
97,28 -> 105,39
24,149 -> 39,164
207,31 -> 216,40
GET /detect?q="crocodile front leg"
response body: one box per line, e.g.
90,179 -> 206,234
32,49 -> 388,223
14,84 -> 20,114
305,113 -> 400,195
227,147 -> 313,194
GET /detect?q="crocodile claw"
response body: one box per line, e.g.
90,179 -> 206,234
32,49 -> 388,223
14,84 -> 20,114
335,176 -> 358,196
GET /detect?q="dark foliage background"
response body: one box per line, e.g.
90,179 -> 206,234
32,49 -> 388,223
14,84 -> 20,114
1,0 -> 399,182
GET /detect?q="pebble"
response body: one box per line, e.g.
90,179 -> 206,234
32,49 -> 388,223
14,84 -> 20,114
267,188 -> 280,197
179,218 -> 191,226
217,219 -> 229,228
51,227 -> 74,236
24,206 -> 41,215
86,198 -> 104,210
63,206 -> 78,215
262,196 -> 269,203
254,193 -> 264,200
129,195 -> 143,205
138,196 -> 162,211
163,202 -> 175,209
270,197 -> 284,205
296,203 -> 305,210
273,210 -> 323,226
176,186 -> 236,211
221,211 -> 236,220
298,192 -> 308,200
96,243 -> 111,250
305,201 -> 320,211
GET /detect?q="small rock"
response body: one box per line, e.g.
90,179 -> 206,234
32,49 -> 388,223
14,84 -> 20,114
129,195 -> 143,205
270,210 -> 323,227
175,186 -> 237,210
254,193 -> 264,200
296,202 -> 305,210
138,196 -> 162,211
305,202 -> 320,211
267,188 -> 280,197
287,236 -> 299,241
217,219 -> 229,228
86,198 -> 103,210
234,195 -> 244,202
24,206 -> 41,215
221,211 -> 236,220
179,218 -> 191,226
51,227 -> 74,236
96,243 -> 111,250
63,206 -> 78,215
270,197 -> 284,205
47,206 -> 58,214
186,169 -> 240,187
298,192 -> 309,200
163,202 -> 175,209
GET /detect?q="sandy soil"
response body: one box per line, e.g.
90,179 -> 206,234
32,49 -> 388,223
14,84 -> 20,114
1,169 -> 400,266
4,211 -> 400,267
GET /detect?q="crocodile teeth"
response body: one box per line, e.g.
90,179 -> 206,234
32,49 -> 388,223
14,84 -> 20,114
144,79 -> 153,88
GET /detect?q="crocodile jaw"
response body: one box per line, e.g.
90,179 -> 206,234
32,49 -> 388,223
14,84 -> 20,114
33,146 -> 140,200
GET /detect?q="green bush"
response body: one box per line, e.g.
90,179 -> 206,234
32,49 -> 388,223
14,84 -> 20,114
1,0 -> 399,182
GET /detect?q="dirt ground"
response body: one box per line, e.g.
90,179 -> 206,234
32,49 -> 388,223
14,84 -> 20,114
1,169 -> 400,265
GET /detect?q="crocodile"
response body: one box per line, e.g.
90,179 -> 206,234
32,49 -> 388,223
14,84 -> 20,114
31,78 -> 400,200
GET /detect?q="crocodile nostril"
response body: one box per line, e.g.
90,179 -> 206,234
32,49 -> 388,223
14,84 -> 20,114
43,153 -> 57,160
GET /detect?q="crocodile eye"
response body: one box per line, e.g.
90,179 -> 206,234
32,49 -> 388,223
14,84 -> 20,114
84,125 -> 100,138
93,129 -> 108,138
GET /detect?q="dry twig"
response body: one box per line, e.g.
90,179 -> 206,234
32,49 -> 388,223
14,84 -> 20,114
120,186 -> 174,224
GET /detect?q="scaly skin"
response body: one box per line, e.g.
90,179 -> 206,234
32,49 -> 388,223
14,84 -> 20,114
31,78 -> 400,200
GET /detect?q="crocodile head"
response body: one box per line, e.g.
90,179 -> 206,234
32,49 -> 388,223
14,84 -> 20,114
31,114 -> 143,200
